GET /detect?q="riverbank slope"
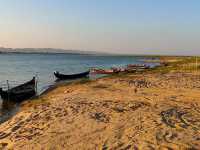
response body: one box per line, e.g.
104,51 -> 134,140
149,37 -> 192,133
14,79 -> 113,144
0,56 -> 200,149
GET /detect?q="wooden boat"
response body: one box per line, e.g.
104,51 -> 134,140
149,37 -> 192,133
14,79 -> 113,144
127,64 -> 150,70
0,77 -> 36,102
127,64 -> 150,69
91,68 -> 120,74
54,70 -> 90,80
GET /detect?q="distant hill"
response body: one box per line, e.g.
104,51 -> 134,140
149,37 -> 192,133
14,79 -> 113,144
0,47 -> 108,55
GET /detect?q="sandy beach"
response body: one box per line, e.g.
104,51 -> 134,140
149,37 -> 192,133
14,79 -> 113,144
0,57 -> 200,149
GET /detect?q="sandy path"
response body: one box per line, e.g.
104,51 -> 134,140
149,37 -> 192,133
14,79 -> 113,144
0,72 -> 200,149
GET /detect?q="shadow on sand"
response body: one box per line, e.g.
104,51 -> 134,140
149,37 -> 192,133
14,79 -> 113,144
0,100 -> 19,124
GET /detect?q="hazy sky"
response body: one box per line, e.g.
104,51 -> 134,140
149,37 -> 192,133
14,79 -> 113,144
0,0 -> 200,55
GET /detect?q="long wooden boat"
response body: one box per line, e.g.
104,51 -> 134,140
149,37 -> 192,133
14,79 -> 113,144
54,70 -> 90,80
127,64 -> 150,69
91,68 -> 119,74
0,77 -> 36,103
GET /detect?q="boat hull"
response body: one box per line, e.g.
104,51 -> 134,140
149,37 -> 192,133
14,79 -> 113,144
0,77 -> 36,103
54,71 -> 90,80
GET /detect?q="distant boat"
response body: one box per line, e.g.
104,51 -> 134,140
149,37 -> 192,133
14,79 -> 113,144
54,70 -> 90,80
91,64 -> 150,75
91,68 -> 120,74
127,64 -> 150,69
0,77 -> 36,103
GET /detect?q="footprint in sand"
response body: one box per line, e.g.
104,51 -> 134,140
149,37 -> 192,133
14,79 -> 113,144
161,107 -> 200,131
0,139 -> 13,150
161,108 -> 189,128
90,112 -> 110,123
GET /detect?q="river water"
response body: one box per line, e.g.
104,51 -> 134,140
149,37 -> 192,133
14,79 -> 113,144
0,53 -> 158,123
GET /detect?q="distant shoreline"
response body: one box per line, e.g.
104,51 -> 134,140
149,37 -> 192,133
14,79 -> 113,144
0,51 -> 195,58
0,47 -> 198,57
